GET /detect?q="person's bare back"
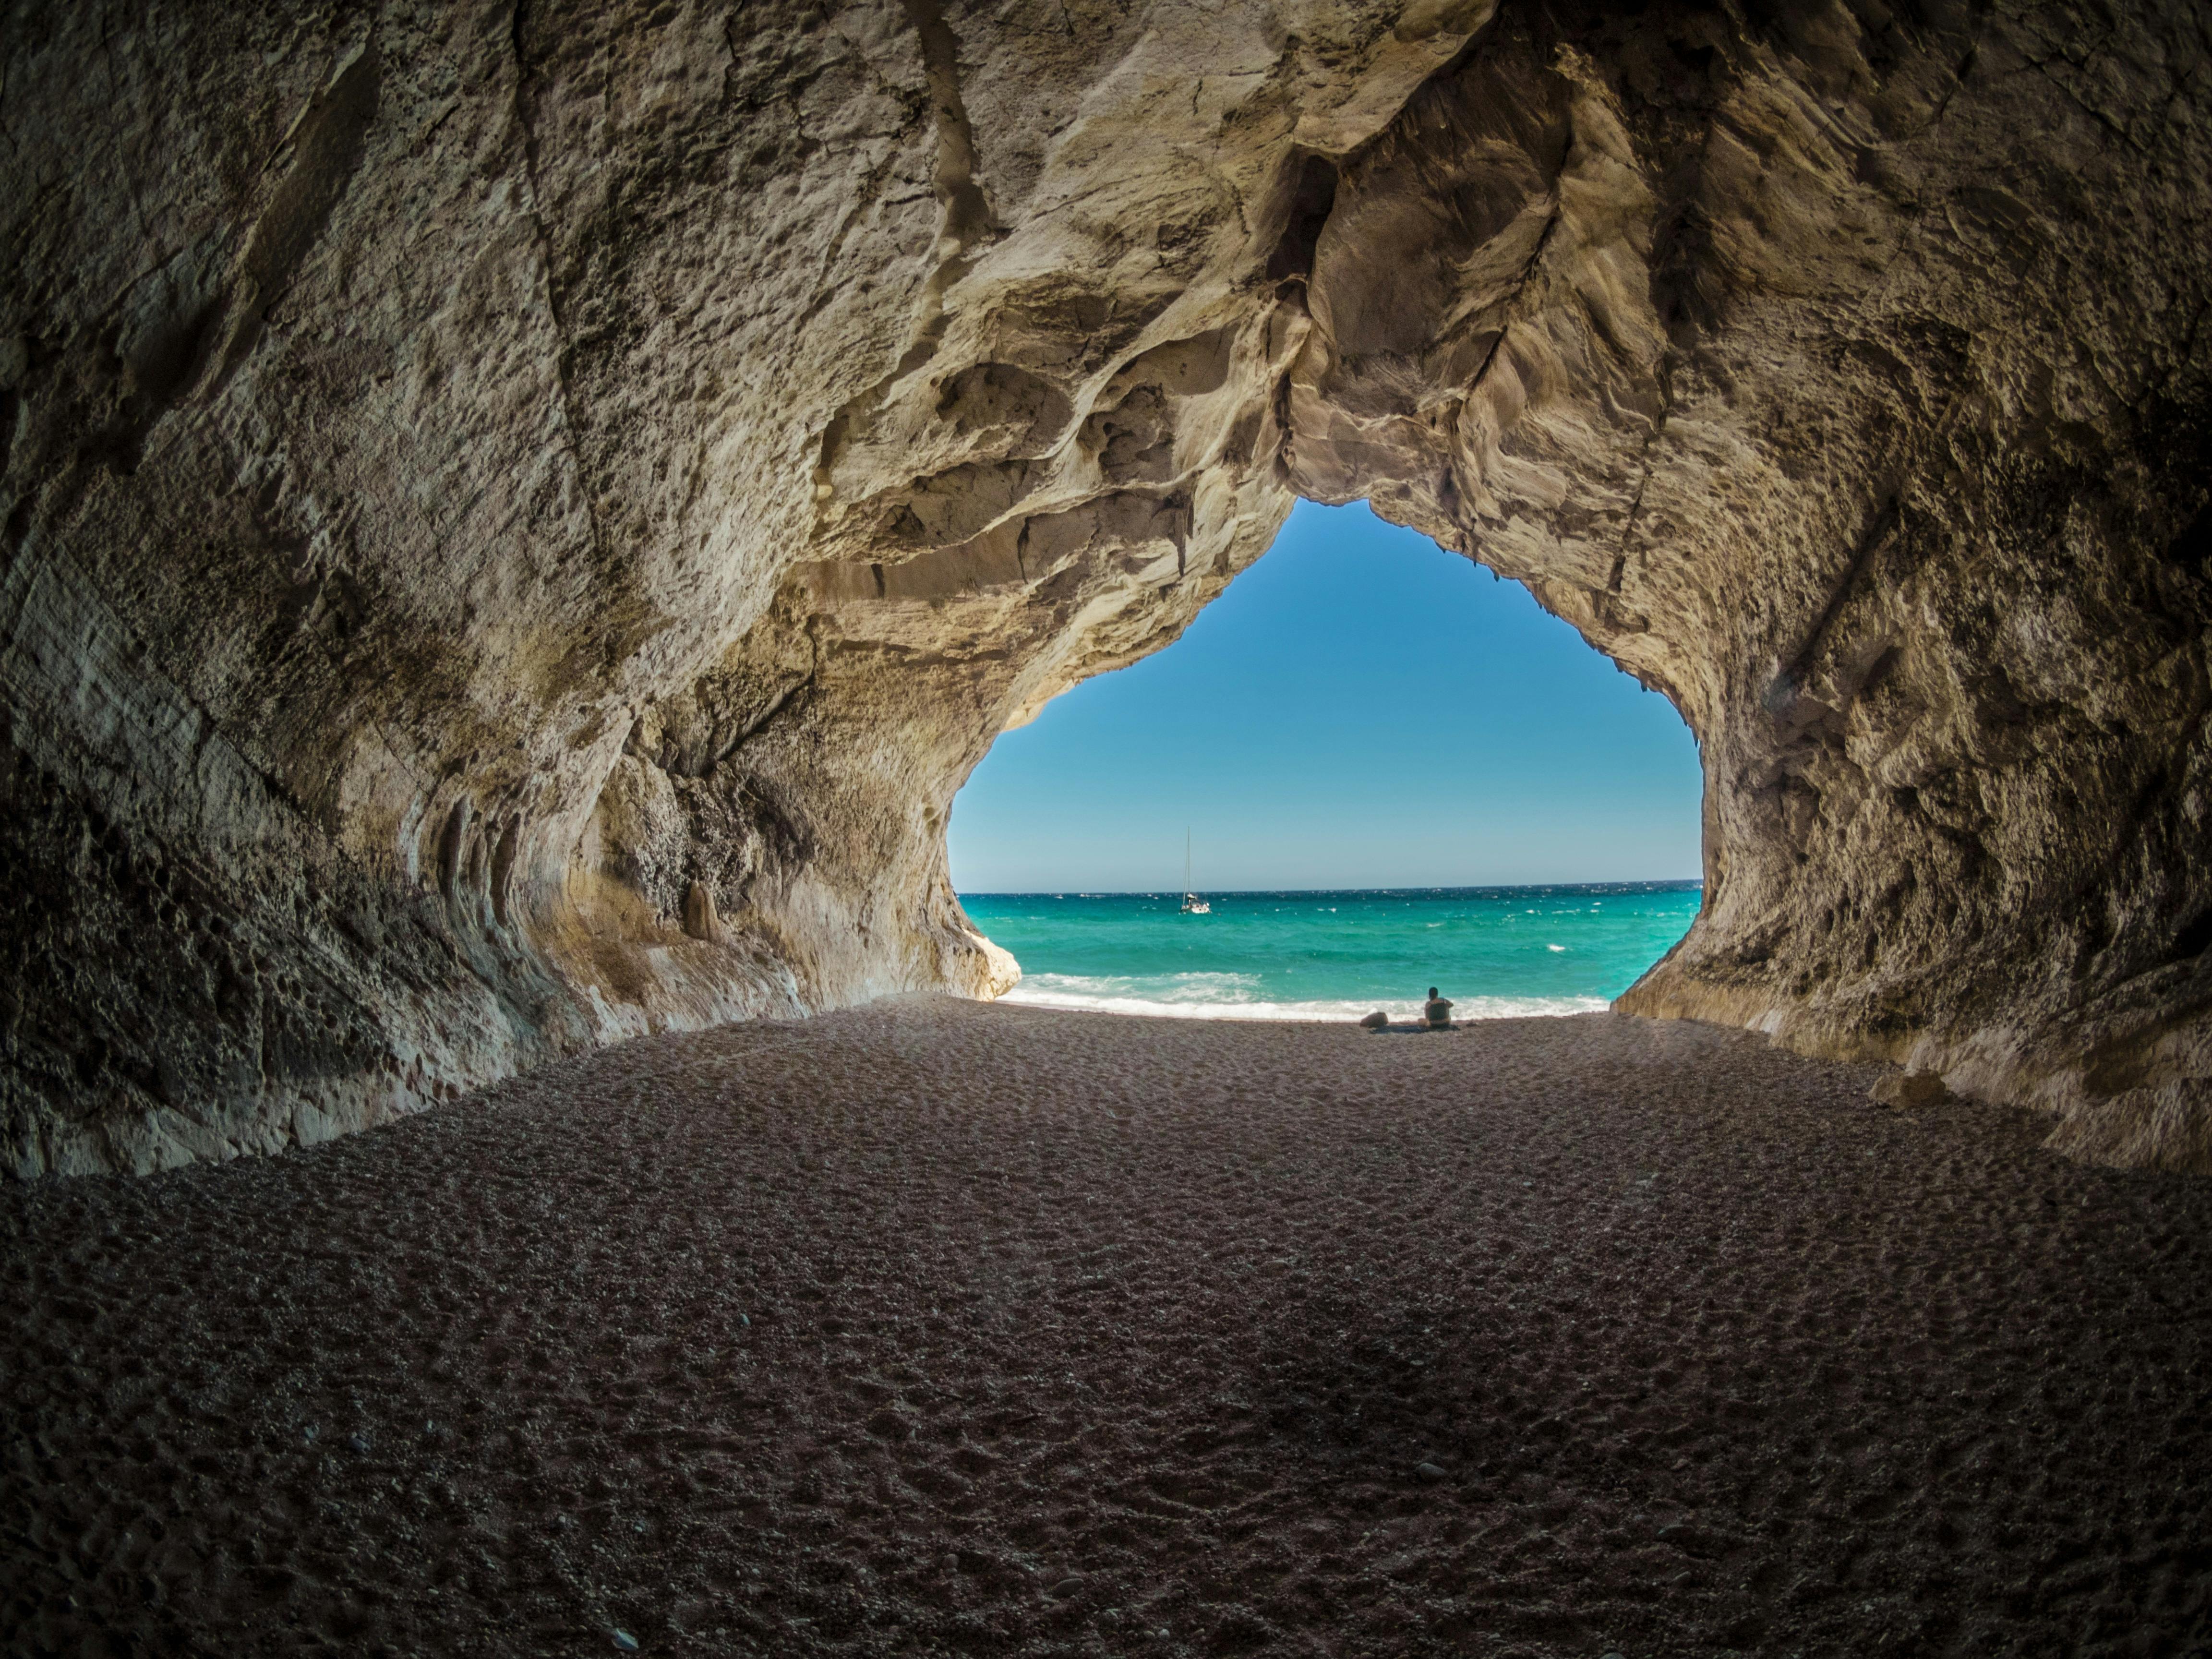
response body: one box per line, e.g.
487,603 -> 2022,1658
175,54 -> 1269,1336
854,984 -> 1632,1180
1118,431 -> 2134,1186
1423,986 -> 1454,1028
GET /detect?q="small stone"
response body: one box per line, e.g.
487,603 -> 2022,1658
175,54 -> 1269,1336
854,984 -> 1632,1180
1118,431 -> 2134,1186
302,1425 -> 317,1444
1872,1069 -> 1953,1110
1415,1461 -> 1448,1482
739,1314 -> 750,1327
613,1631 -> 639,1652
348,1433 -> 371,1455
1049,1576 -> 1083,1598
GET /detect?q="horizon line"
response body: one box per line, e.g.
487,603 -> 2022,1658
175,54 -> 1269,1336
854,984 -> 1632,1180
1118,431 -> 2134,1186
958,877 -> 1705,897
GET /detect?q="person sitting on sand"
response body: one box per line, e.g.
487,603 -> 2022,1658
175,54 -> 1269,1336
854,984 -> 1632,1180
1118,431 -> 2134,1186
1423,986 -> 1454,1029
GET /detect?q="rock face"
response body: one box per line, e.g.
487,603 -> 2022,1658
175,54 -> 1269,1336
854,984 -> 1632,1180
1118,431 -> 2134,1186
2,0 -> 2208,1174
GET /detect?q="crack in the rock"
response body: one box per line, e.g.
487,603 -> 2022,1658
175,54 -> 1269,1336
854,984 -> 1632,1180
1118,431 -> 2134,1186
1925,43 -> 1979,129
803,137 -> 920,311
1768,496 -> 1901,715
705,671 -> 817,776
1461,141 -> 1571,398
2019,51 -> 2149,155
1614,361 -> 1677,589
779,30 -> 928,322
744,18 -> 836,134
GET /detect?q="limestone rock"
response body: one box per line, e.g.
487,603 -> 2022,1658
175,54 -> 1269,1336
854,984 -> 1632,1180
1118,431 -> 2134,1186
681,881 -> 723,946
2,1 -> 2210,1172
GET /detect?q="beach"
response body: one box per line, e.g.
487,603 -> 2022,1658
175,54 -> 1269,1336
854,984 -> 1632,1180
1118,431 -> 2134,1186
4,999 -> 2207,1656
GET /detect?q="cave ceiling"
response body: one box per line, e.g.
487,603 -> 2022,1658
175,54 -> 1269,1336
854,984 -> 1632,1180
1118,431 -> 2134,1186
2,0 -> 2210,1173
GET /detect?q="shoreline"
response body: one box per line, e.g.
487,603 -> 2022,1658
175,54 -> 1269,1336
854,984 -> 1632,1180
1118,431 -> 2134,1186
993,987 -> 1613,1022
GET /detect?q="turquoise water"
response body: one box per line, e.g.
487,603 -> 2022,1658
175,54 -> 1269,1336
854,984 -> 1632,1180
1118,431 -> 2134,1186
958,882 -> 1703,1022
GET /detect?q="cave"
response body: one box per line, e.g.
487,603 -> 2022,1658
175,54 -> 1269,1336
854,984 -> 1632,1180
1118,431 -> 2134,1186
5,0 -> 2212,1178
12,7 -> 2212,1651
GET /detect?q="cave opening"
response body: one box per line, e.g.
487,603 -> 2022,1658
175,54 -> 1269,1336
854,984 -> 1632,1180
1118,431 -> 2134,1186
948,500 -> 1704,1022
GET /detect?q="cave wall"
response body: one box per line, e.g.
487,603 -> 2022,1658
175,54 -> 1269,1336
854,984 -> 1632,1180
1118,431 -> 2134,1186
2,0 -> 2208,1174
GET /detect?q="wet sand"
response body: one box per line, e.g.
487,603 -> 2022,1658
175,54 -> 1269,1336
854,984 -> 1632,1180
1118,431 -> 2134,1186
4,999 -> 2210,1657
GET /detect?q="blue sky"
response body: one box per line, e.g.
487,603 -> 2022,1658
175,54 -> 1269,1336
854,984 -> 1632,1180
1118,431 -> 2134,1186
948,501 -> 1703,892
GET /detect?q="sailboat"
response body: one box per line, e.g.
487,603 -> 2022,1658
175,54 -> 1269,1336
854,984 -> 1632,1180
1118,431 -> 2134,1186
1180,829 -> 1211,914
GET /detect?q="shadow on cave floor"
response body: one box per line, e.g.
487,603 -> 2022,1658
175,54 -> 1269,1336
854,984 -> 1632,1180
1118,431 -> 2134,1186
4,1000 -> 2209,1657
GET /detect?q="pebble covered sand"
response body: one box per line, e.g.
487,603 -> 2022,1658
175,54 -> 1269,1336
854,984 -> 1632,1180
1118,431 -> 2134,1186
4,1000 -> 2210,1657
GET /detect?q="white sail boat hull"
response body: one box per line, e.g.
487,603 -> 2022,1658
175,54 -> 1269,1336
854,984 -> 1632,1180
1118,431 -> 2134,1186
1180,829 -> 1209,913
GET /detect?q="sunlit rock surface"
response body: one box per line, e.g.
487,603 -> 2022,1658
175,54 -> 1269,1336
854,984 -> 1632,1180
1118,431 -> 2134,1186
2,0 -> 2208,1173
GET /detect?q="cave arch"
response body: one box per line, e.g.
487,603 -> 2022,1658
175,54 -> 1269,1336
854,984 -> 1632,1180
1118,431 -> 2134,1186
944,498 -> 1704,902
2,1 -> 2209,1173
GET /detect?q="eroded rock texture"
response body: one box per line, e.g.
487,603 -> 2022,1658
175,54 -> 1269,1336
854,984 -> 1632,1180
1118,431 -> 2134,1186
3,0 -> 2209,1173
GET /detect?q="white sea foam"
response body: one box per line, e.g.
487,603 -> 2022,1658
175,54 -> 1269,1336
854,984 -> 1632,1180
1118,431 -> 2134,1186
999,973 -> 1606,1023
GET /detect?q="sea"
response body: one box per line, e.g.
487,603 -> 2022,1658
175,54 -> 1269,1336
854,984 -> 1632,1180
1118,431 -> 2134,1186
958,881 -> 1703,1023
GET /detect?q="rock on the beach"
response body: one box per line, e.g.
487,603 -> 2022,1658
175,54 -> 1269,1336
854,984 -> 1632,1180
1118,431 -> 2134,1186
2,3 -> 2211,1172
1872,1070 -> 1956,1112
1359,1012 -> 1390,1031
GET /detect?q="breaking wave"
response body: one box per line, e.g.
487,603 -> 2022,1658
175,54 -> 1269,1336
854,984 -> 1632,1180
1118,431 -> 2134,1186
999,972 -> 1608,1023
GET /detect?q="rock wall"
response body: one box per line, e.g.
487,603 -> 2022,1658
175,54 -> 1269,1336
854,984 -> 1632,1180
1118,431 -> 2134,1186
3,0 -> 2208,1174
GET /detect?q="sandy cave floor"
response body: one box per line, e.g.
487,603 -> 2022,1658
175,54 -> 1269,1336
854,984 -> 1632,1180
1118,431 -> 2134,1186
4,1000 -> 2211,1659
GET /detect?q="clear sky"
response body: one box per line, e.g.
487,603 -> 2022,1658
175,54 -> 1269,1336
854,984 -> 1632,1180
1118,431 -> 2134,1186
948,500 -> 1704,893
